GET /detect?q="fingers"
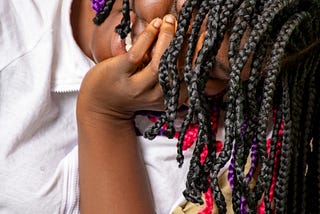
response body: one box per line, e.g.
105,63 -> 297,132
133,15 -> 177,88
149,15 -> 177,73
123,18 -> 163,73
128,15 -> 178,110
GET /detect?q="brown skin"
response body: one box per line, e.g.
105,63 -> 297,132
76,17 -> 168,213
72,0 -> 253,213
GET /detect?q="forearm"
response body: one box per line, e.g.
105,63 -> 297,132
77,109 -> 155,214
75,16 -> 177,213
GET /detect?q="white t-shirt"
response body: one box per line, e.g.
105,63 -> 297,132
0,1 -> 193,213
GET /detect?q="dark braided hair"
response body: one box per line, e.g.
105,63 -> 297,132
92,0 -> 320,212
93,0 -> 131,39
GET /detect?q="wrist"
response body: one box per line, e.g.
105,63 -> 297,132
76,89 -> 135,123
76,105 -> 135,131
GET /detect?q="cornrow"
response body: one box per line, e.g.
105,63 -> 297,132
91,0 -> 320,212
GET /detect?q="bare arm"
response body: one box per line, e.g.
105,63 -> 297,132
77,15 -> 180,214
77,109 -> 154,213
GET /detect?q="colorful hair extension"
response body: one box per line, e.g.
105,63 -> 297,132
91,0 -> 106,14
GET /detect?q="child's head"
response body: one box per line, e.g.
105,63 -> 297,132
89,0 -> 320,213
88,0 -> 247,96
89,0 -> 180,62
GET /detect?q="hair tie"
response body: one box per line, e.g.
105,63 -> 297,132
91,0 -> 106,14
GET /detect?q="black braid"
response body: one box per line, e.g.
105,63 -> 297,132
273,70 -> 292,213
305,52 -> 320,214
264,97 -> 283,213
253,11 -> 308,205
227,1 -> 257,211
298,55 -> 316,213
287,53 -> 312,213
286,59 -> 303,213
115,0 -> 131,39
176,0 -> 212,161
144,0 -> 201,141
206,1 -> 244,212
93,0 -> 131,39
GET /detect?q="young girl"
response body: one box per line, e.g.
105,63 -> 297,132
1,0 -> 319,214
76,0 -> 320,213
74,0 -> 234,213
1,0 -> 196,213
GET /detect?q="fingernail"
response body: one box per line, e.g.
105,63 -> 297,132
153,18 -> 162,28
165,15 -> 175,24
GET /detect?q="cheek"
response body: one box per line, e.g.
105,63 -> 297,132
90,15 -> 122,63
135,0 -> 173,21
90,28 -> 112,63
176,0 -> 187,12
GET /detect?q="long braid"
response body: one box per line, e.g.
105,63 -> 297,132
299,55 -> 317,213
115,0 -> 131,39
175,0 -> 213,167
287,51 -> 313,213
183,0 -> 224,205
226,1 -> 257,211
241,44 -> 266,185
225,1 -> 277,208
144,0 -> 200,143
303,58 -> 318,213
273,70 -> 291,213
206,1 -> 245,212
264,98 -> 283,213
222,1 -> 301,211
305,51 -> 320,214
181,0 -> 215,201
253,11 -> 308,208
286,62 -> 303,213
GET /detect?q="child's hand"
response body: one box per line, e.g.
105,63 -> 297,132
77,15 -> 184,121
77,15 -> 182,213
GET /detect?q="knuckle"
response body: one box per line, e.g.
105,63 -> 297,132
150,60 -> 160,72
150,88 -> 164,102
160,28 -> 174,40
127,51 -> 141,65
127,85 -> 142,100
140,31 -> 153,43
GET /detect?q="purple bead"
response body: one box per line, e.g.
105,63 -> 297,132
91,0 -> 106,14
